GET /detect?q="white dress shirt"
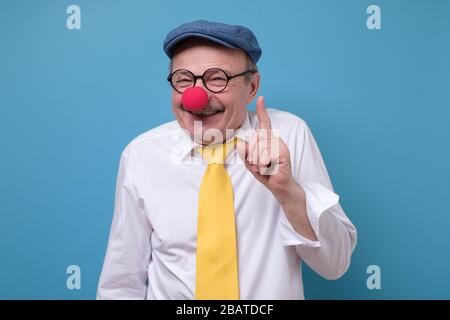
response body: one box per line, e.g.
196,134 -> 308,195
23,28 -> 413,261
97,108 -> 357,300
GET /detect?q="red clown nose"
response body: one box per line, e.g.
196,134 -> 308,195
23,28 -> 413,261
181,87 -> 209,111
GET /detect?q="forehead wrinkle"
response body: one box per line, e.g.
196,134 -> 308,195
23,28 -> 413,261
174,56 -> 236,75
172,45 -> 247,75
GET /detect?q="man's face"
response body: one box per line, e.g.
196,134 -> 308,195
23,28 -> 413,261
170,38 -> 260,145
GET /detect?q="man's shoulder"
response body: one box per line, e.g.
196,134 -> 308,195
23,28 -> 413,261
248,107 -> 308,131
121,120 -> 180,155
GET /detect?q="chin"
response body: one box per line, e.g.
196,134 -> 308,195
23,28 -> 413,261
177,107 -> 231,143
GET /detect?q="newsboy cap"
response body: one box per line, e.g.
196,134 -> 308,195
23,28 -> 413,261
163,20 -> 262,64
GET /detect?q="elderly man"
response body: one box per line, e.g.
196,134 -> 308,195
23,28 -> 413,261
97,20 -> 357,300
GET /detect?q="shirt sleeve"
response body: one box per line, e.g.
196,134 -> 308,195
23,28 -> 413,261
97,149 -> 152,299
278,119 -> 357,280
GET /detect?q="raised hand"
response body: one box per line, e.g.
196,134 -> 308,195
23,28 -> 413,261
237,96 -> 295,200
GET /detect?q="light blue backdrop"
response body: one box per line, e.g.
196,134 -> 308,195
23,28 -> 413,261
1,0 -> 449,299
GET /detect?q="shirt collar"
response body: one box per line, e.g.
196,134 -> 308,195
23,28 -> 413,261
172,110 -> 254,162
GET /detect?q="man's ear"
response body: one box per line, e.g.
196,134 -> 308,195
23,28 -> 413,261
246,72 -> 260,104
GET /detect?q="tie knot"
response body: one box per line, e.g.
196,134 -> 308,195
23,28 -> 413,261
197,137 -> 237,164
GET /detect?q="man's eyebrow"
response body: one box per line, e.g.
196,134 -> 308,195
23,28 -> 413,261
193,68 -> 233,75
178,67 -> 234,75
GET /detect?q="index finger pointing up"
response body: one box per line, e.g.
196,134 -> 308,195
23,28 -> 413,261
256,96 -> 271,131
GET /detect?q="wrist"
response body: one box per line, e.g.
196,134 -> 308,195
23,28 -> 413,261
274,178 -> 305,207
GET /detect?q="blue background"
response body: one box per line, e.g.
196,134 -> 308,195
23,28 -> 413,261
1,0 -> 449,299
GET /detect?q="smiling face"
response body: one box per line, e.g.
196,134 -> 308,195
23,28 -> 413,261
170,38 -> 260,145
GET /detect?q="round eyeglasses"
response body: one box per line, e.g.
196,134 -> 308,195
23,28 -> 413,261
167,68 -> 257,94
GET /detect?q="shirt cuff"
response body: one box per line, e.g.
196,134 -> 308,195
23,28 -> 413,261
279,182 -> 339,247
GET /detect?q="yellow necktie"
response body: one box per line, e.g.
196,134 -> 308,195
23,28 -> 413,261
195,137 -> 240,300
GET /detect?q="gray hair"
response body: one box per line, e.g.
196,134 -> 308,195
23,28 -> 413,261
244,55 -> 258,83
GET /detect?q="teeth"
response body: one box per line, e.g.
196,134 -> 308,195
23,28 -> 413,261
191,109 -> 222,116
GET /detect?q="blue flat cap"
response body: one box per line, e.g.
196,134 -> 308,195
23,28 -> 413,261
163,20 -> 262,64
